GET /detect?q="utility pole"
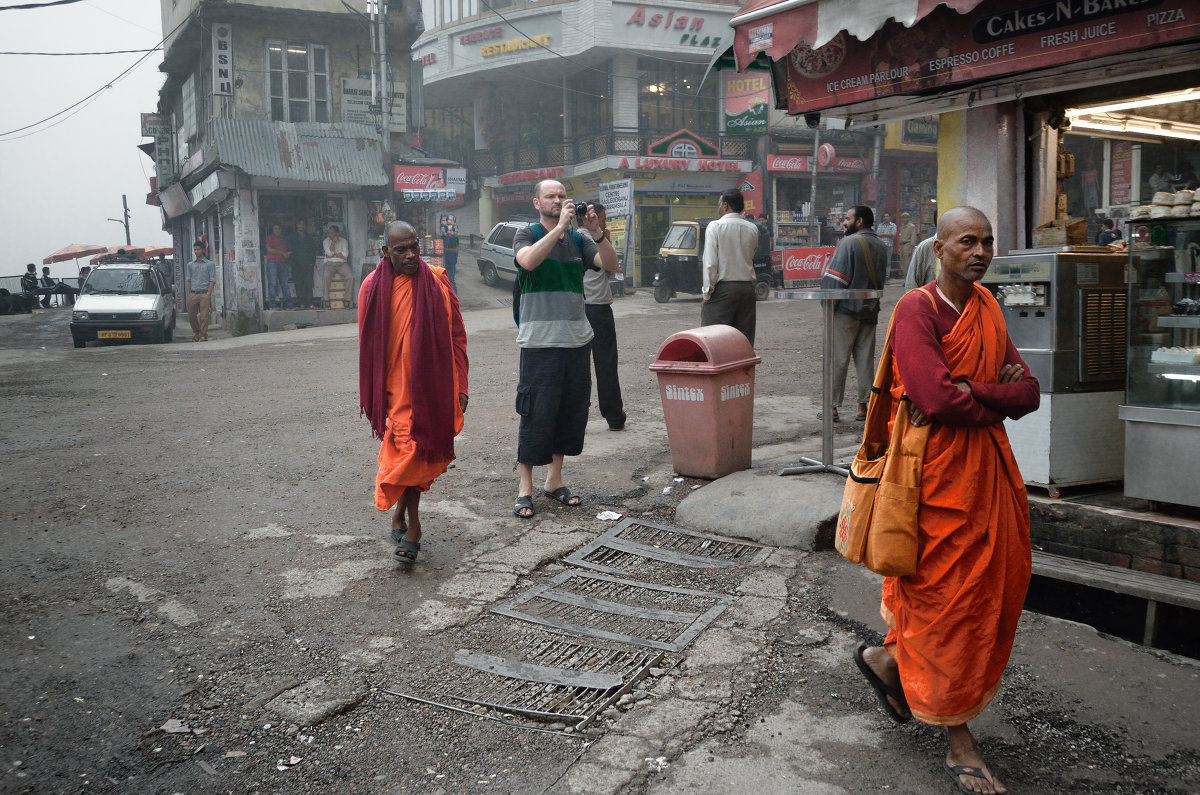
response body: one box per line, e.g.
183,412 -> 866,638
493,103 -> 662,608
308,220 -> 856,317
375,1 -> 392,181
107,194 -> 131,245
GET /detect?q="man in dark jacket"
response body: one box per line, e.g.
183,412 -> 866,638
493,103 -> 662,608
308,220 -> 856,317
820,205 -> 889,422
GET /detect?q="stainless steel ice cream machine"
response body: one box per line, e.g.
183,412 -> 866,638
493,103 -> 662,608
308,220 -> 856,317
981,250 -> 1128,393
979,249 -> 1130,495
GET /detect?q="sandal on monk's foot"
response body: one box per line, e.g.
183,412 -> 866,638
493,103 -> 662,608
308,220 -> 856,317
390,523 -> 407,544
393,539 -> 420,564
853,643 -> 910,724
543,487 -> 581,507
942,762 -> 998,794
513,495 -> 534,519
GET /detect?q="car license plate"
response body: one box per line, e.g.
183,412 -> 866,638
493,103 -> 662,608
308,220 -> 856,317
98,330 -> 131,339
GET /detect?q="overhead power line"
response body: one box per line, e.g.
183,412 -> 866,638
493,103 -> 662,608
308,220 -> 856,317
0,0 -> 89,9
0,48 -> 162,55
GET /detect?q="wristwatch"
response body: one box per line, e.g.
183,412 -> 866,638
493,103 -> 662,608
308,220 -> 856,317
594,229 -> 607,244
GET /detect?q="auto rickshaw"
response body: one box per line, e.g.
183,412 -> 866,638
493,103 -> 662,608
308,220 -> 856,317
651,217 -> 778,303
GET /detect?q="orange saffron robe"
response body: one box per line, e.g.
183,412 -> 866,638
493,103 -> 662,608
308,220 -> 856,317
882,283 -> 1040,725
358,266 -> 468,510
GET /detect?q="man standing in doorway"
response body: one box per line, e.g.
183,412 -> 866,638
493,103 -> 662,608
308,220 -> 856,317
511,179 -> 618,519
897,212 -> 918,279
289,218 -> 320,309
700,188 -> 759,344
186,241 -> 216,342
265,223 -> 292,309
583,202 -> 626,431
442,226 -> 459,294
876,211 -> 898,279
323,224 -> 353,309
853,206 -> 1039,795
820,205 -> 888,422
358,221 -> 468,564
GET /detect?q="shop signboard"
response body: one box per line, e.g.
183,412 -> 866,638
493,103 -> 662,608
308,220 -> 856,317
394,166 -> 445,191
780,246 -> 834,283
599,178 -> 634,217
737,172 -> 764,215
445,167 -> 467,196
767,154 -> 868,173
452,18 -> 560,66
901,116 -> 938,147
724,72 -> 769,135
612,3 -> 730,49
211,23 -> 233,96
780,0 -> 1200,115
1110,140 -> 1132,206
342,78 -> 407,130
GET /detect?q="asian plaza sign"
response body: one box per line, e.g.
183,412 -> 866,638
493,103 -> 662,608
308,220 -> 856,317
624,5 -> 724,47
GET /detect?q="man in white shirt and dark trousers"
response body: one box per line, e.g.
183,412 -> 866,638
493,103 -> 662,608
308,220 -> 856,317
583,203 -> 626,431
700,188 -> 759,345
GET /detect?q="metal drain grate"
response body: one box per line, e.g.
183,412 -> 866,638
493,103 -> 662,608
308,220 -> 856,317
492,571 -> 732,652
565,518 -> 773,574
421,640 -> 662,728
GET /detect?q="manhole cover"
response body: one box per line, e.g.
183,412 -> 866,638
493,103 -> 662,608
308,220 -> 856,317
492,571 -> 732,652
398,627 -> 664,729
565,519 -> 773,574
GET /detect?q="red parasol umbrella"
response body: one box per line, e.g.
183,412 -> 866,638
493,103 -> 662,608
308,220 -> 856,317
43,243 -> 109,265
141,245 -> 172,258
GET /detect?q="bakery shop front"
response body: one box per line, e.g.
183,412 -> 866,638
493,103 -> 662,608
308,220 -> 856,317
720,0 -> 1200,509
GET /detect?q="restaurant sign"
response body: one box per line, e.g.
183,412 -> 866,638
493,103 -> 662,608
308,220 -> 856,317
782,0 -> 1200,114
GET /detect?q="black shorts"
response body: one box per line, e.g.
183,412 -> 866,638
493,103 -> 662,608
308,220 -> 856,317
516,344 -> 592,465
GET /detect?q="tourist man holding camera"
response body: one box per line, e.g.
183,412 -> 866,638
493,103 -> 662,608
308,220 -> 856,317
510,179 -> 617,519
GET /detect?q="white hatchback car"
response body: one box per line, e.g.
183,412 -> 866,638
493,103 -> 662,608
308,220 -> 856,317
70,262 -> 177,348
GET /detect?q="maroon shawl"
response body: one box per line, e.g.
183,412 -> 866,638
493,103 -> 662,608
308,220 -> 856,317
358,257 -> 456,461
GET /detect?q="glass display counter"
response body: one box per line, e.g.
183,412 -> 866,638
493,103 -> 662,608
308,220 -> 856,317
1120,216 -> 1200,508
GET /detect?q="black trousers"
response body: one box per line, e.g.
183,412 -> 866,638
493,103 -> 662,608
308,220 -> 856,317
700,280 -> 757,345
291,261 -> 314,307
516,344 -> 592,466
585,303 -> 626,427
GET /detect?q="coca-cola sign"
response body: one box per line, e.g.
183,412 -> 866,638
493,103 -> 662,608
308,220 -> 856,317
767,154 -> 868,173
394,166 -> 445,190
781,246 -> 835,281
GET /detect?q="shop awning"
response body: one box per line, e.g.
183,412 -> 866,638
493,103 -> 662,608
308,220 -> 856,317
730,0 -> 984,70
207,120 -> 389,187
724,0 -> 1200,123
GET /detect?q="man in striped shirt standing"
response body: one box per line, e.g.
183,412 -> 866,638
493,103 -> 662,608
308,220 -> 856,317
511,179 -> 619,519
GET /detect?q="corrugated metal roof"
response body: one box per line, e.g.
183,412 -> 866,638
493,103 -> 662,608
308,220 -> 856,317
208,120 -> 388,186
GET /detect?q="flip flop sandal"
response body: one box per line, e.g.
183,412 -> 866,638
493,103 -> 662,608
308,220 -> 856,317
817,409 -> 841,422
543,487 -> 581,507
853,643 -> 911,724
390,523 -> 407,543
393,539 -> 420,564
942,762 -> 996,794
513,495 -> 535,519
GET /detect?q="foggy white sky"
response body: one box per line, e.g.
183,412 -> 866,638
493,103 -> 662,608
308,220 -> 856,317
0,0 -> 169,280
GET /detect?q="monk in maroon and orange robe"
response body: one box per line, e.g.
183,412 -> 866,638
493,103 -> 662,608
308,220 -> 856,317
359,221 -> 468,564
856,207 -> 1039,795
